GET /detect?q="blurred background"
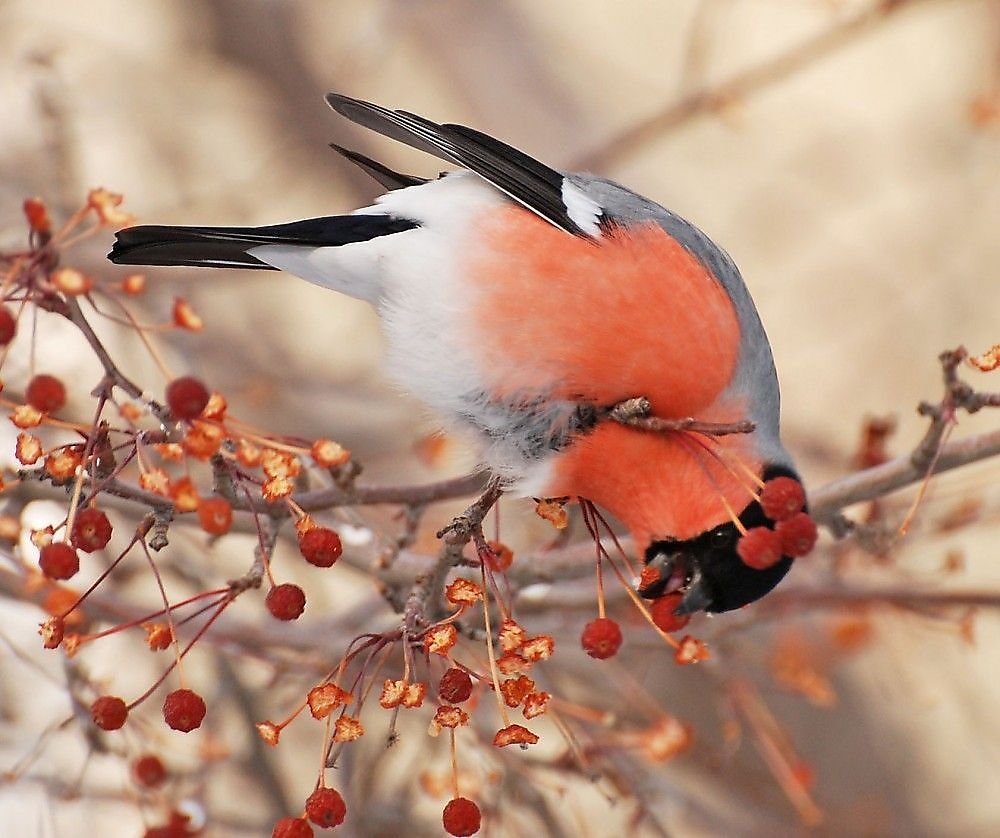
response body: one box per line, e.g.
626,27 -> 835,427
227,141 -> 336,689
1,0 -> 999,835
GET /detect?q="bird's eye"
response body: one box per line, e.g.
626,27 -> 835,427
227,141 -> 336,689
710,528 -> 732,548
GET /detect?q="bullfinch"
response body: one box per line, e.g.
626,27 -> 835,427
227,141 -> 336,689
109,93 -> 807,615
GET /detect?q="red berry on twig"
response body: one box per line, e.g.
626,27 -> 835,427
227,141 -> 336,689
39,542 -> 79,580
736,526 -> 783,570
649,593 -> 691,633
305,786 -> 347,828
72,507 -> 113,552
91,695 -> 128,730
26,374 -> 66,413
266,583 -> 306,621
439,667 -> 474,704
272,817 -> 313,838
759,476 -> 806,522
443,797 -> 481,837
298,527 -> 343,567
775,512 -> 819,557
165,376 -> 210,420
162,688 -> 207,732
581,617 -> 623,659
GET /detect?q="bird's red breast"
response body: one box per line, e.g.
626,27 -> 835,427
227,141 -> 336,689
461,207 -> 755,547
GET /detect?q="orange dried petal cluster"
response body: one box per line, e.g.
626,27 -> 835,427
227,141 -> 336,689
143,621 -> 173,651
424,623 -> 458,656
519,634 -> 554,663
500,674 -> 535,708
640,716 -> 693,762
39,616 -> 65,649
499,618 -> 525,651
45,446 -> 83,481
969,343 -> 1000,372
140,467 -> 170,495
122,273 -> 146,295
445,578 -> 483,606
172,297 -> 203,331
379,679 -> 426,709
493,723 -> 539,748
307,683 -> 353,719
256,721 -> 281,746
333,715 -> 364,742
430,704 -> 470,733
262,448 -> 302,501
16,432 -> 42,465
87,187 -> 133,226
237,438 -> 262,467
11,404 -> 43,429
534,497 -> 569,529
183,421 -> 223,460
521,691 -> 551,720
311,438 -> 351,468
51,267 -> 93,296
674,635 -> 710,665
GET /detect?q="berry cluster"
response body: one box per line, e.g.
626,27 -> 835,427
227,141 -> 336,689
737,476 -> 818,569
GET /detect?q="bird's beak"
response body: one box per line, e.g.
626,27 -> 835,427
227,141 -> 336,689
673,567 -> 712,615
638,549 -> 685,600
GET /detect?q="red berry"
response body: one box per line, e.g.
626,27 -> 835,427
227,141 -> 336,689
443,797 -> 481,837
775,512 -> 818,557
580,617 -> 623,659
71,507 -> 113,552
197,496 -> 233,535
649,593 -> 691,633
439,667 -> 474,704
91,695 -> 128,730
272,817 -> 313,838
162,688 -> 206,732
132,754 -> 167,787
0,305 -> 17,345
759,476 -> 806,522
165,376 -> 210,420
305,786 -> 347,828
26,373 -> 66,413
298,527 -> 343,567
39,542 -> 79,580
736,527 -> 783,570
266,583 -> 306,621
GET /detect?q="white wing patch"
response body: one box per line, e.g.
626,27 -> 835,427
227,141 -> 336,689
561,179 -> 603,236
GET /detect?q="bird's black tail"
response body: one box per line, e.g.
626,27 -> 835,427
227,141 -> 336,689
108,214 -> 418,270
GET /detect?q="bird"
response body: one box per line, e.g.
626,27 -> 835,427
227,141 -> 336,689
109,92 -> 806,615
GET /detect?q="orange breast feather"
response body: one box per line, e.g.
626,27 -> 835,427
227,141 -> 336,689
463,207 -> 740,416
463,207 -> 756,546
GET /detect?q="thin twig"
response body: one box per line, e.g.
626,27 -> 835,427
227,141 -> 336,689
574,0 -> 931,171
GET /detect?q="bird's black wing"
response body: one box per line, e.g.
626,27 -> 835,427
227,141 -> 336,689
326,93 -> 595,237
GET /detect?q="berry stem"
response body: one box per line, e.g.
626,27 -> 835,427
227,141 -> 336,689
479,562 -> 511,728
